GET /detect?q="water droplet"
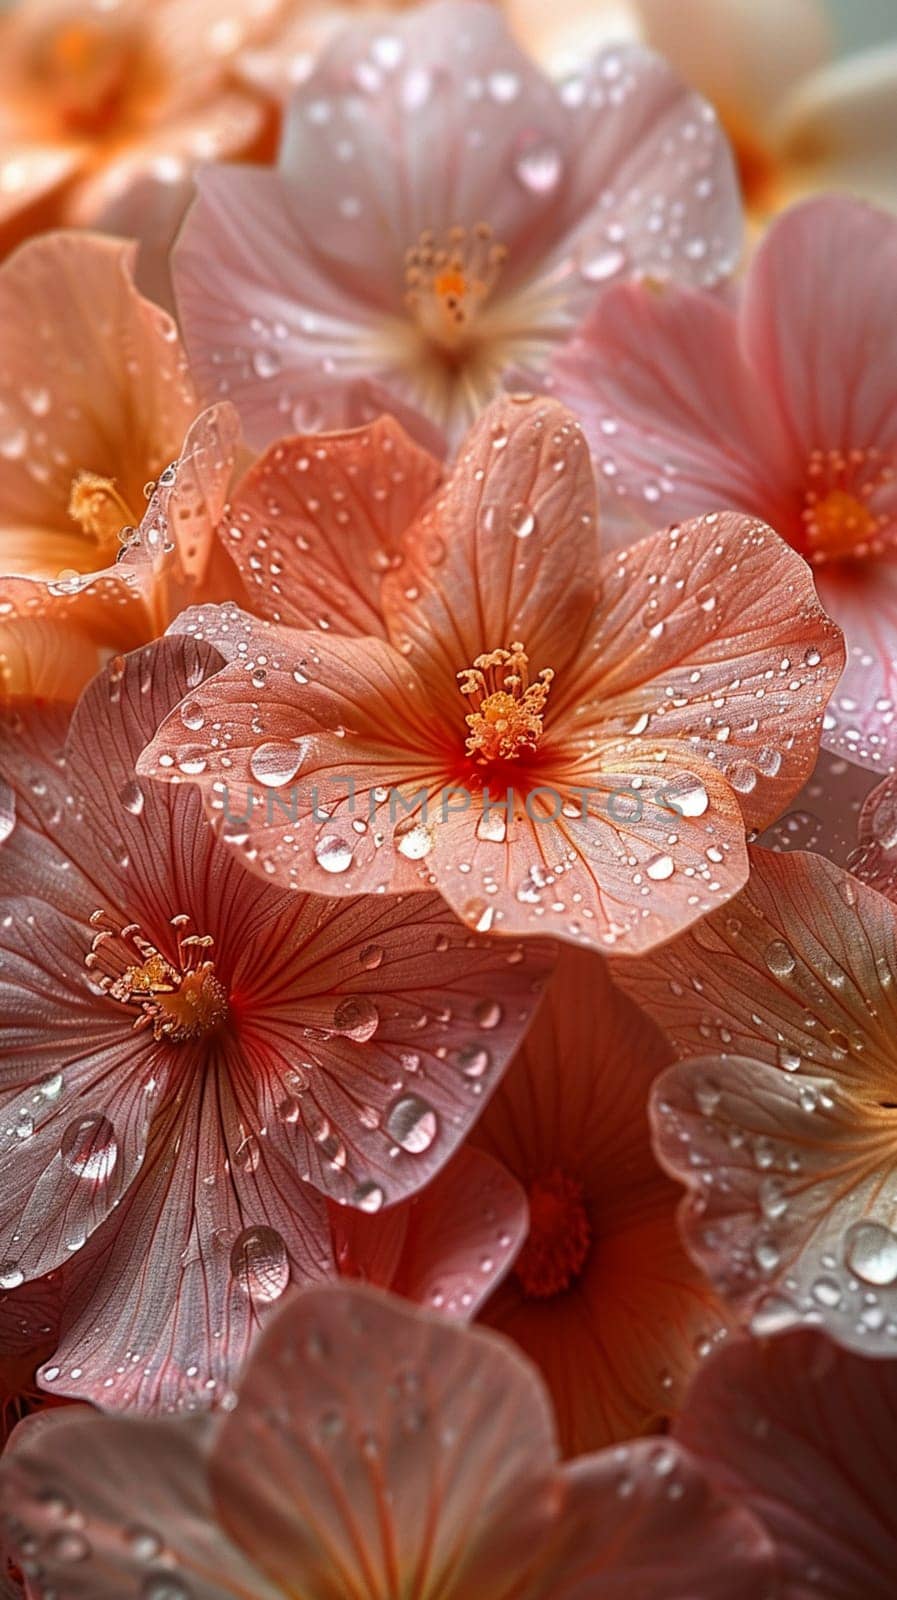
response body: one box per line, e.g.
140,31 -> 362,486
508,503 -> 536,539
645,853 -> 674,881
314,835 -> 354,874
395,816 -> 435,859
845,1219 -> 897,1286
118,780 -> 145,816
353,1181 -> 385,1213
249,740 -> 306,787
514,141 -> 563,194
581,246 -> 626,282
764,940 -> 796,979
333,996 -> 380,1043
61,1114 -> 118,1183
386,1094 -> 438,1154
230,1225 -> 290,1304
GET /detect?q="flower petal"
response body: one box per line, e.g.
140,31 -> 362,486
331,1144 -> 527,1318
223,415 -> 442,634
815,562 -> 897,771
572,511 -> 845,831
0,1408 -> 281,1599
852,769 -> 897,900
676,1329 -> 897,1600
382,395 -> 600,701
615,846 -> 897,1353
778,43 -> 897,212
476,948 -> 727,1453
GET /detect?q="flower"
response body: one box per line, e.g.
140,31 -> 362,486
0,1277 -> 66,1452
140,395 -> 844,954
0,0 -> 285,267
613,843 -> 897,1355
0,634 -> 551,1410
0,1282 -> 776,1599
0,231 -> 245,701
850,767 -> 897,901
473,946 -> 727,1454
512,0 -> 897,222
552,195 -> 897,770
173,0 -> 742,449
675,1328 -> 897,1599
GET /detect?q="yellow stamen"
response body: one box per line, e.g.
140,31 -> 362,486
68,471 -> 136,552
86,912 -> 228,1043
405,223 -> 507,353
458,641 -> 553,764
802,447 -> 894,564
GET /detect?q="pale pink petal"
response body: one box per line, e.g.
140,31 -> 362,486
759,746 -> 878,865
0,1407 -> 281,1599
614,846 -> 897,1352
44,1035 -> 332,1412
852,769 -> 897,900
210,1283 -> 560,1599
551,280 -> 790,549
223,415 -> 443,633
779,43 -> 897,211
742,196 -> 897,461
542,1443 -> 774,1600
332,1145 -> 528,1318
543,44 -> 742,324
814,562 -> 897,771
677,1330 -> 897,1600
575,511 -> 845,830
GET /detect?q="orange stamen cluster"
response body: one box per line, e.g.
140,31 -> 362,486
68,470 -> 136,554
515,1171 -> 592,1300
35,17 -> 137,136
86,911 -> 228,1042
801,446 -> 895,564
458,641 -> 553,764
405,223 -> 507,352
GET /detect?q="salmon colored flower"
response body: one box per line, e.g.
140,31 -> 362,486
331,1143 -> 527,1318
676,1329 -> 897,1600
614,845 -> 897,1356
0,634 -> 551,1411
0,0 -> 286,266
141,395 -> 844,954
553,195 -> 897,770
174,0 -> 742,449
0,1283 -> 776,1600
472,946 -> 727,1455
0,231 -> 246,702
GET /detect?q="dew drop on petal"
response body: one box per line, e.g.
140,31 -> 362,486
249,740 -> 306,787
60,1114 -> 118,1183
230,1225 -> 290,1305
386,1094 -> 438,1153
845,1219 -> 897,1286
118,780 -> 145,816
314,834 -> 354,873
764,940 -> 796,978
333,996 -> 380,1043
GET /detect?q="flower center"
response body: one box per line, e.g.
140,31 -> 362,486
67,471 -> 138,566
31,16 -> 141,136
86,912 -> 228,1042
801,447 -> 895,564
405,223 -> 507,354
457,642 -> 553,764
515,1171 -> 592,1300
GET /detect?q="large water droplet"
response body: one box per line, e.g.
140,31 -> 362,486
845,1219 -> 897,1286
230,1225 -> 290,1304
314,834 -> 354,874
333,996 -> 380,1043
61,1114 -> 118,1183
249,740 -> 306,788
386,1094 -> 438,1154
514,141 -> 563,194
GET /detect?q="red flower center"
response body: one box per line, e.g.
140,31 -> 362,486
515,1170 -> 592,1300
86,911 -> 228,1042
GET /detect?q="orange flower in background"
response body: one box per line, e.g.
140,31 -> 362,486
0,0 -> 287,267
0,231 -> 245,700
141,394 -> 844,954
473,947 -> 728,1455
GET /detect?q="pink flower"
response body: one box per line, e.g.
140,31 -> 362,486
0,1278 -> 66,1452
173,0 -> 742,448
473,946 -> 728,1455
0,634 -> 551,1410
552,194 -> 897,771
0,0 -> 284,267
140,395 -> 844,954
850,768 -> 897,901
675,1329 -> 897,1599
614,844 -> 897,1354
0,233 -> 244,702
0,1282 -> 776,1599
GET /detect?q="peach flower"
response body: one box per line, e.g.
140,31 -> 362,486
0,231 -> 244,700
140,395 -> 843,953
473,946 -> 727,1454
614,845 -> 897,1356
0,635 -> 550,1409
0,1283 -> 776,1599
